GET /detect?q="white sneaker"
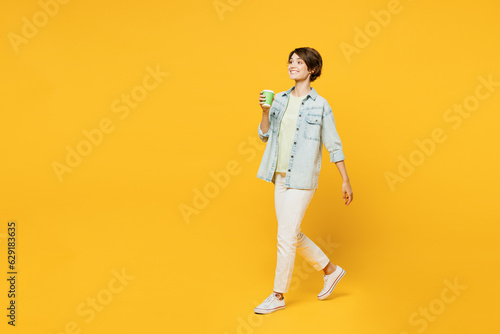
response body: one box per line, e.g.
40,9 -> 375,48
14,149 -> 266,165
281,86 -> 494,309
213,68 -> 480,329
317,265 -> 345,300
254,292 -> 285,314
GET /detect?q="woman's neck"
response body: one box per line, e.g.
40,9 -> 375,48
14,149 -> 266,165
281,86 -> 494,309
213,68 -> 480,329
292,81 -> 312,97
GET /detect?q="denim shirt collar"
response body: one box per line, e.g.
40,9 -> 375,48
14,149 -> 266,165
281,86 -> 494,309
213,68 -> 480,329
283,86 -> 318,101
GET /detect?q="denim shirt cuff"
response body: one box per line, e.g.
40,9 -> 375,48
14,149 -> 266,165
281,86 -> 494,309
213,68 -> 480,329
330,150 -> 345,163
258,122 -> 270,139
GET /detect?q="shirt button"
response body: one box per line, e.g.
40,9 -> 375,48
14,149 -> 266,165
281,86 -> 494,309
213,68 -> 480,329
294,142 -> 296,144
291,155 -> 294,158
299,114 -> 301,117
296,128 -> 299,130
288,169 -> 291,172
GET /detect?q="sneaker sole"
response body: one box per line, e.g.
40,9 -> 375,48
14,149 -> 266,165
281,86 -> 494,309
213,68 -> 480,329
254,305 -> 285,314
317,268 -> 345,300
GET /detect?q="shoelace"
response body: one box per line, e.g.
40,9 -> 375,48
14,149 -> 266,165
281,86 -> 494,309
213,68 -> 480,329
264,293 -> 282,304
321,274 -> 332,291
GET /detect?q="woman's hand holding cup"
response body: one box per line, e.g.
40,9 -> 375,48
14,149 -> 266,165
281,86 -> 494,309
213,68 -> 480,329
259,90 -> 274,113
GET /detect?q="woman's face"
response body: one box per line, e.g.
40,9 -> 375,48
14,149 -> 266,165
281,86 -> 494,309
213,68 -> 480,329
288,53 -> 311,82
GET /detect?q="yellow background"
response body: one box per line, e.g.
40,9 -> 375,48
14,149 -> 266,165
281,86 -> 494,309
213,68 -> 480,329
1,0 -> 499,333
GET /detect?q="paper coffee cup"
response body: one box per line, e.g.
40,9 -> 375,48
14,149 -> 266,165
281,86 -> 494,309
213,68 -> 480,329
262,90 -> 274,107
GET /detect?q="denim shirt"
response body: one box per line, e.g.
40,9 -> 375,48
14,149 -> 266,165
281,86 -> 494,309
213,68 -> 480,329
256,86 -> 345,189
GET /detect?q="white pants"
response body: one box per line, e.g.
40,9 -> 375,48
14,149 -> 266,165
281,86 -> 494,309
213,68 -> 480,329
273,172 -> 330,293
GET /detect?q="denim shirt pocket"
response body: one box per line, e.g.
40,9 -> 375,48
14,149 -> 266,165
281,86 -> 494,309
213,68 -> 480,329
303,114 -> 322,141
270,107 -> 280,132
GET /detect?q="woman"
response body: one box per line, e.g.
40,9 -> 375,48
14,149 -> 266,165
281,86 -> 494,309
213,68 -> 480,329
254,47 -> 353,314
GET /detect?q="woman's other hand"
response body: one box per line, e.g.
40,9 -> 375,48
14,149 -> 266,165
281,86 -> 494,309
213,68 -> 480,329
342,181 -> 353,205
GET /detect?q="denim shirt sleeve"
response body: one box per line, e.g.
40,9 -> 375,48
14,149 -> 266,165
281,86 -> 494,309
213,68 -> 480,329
258,113 -> 271,142
322,101 -> 345,162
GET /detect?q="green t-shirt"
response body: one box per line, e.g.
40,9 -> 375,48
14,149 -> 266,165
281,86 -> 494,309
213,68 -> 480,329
276,93 -> 305,173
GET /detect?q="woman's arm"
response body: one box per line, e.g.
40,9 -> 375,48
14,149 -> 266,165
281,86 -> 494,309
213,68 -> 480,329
260,111 -> 270,133
322,100 -> 352,205
321,101 -> 345,163
335,160 -> 349,182
258,92 -> 272,142
259,91 -> 271,132
335,160 -> 353,205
